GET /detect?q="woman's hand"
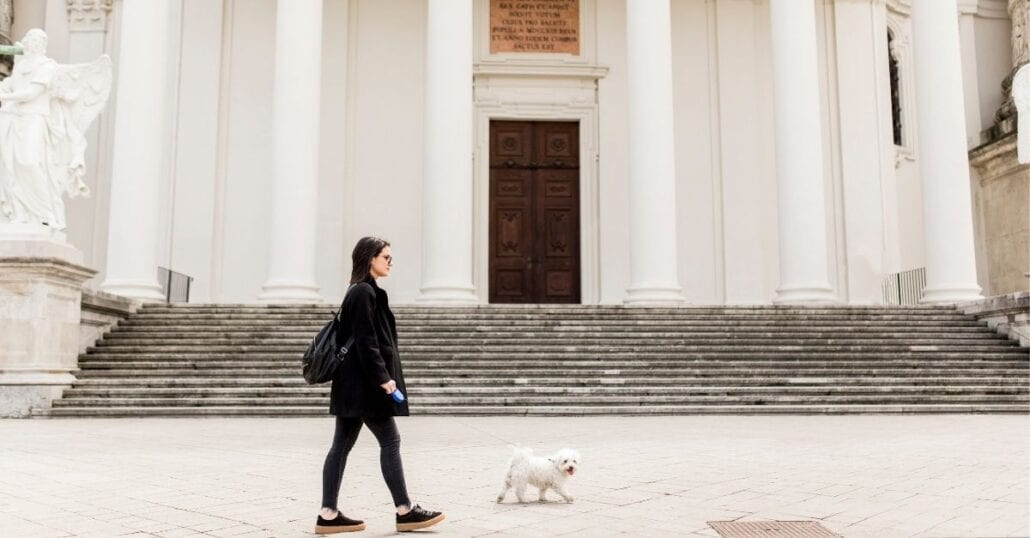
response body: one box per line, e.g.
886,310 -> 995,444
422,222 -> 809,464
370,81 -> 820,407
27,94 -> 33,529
380,379 -> 397,394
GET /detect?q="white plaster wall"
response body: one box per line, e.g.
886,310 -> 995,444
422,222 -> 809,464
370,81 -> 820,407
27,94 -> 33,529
958,9 -> 1011,147
168,0 -> 225,302
62,1 -> 120,288
671,0 -> 719,304
885,6 -> 926,274
708,0 -> 779,304
595,0 -> 629,304
973,15 -> 1012,136
317,0 -> 350,305
10,0 -> 45,44
960,12 -> 985,148
344,0 -> 425,304
815,0 -> 846,302
215,0 -> 275,302
825,0 -> 894,304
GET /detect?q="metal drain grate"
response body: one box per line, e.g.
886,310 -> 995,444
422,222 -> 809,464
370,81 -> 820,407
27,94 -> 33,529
708,520 -> 842,538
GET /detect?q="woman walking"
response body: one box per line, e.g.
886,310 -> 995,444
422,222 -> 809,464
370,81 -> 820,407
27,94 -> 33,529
316,236 -> 445,534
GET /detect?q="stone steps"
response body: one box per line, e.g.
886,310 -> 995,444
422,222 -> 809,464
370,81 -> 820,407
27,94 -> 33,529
119,319 -> 985,326
73,368 -> 1030,380
65,376 -> 1030,387
100,329 -> 1009,340
39,304 -> 1030,417
80,351 -> 1028,362
93,338 -> 1017,348
38,404 -> 1030,417
61,386 -> 1030,397
51,395 -> 1030,408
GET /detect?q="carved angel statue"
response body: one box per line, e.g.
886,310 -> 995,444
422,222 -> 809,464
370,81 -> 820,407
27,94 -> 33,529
1013,62 -> 1030,164
0,29 -> 112,230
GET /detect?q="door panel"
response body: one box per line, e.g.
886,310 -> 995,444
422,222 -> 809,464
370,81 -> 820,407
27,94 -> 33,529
489,168 -> 534,303
490,120 -> 580,304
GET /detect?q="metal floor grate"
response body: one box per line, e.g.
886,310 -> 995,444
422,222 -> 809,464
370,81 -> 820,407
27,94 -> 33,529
708,520 -> 842,538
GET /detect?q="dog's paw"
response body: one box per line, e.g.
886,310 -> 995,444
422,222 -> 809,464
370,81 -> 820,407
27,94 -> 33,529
495,497 -> 504,503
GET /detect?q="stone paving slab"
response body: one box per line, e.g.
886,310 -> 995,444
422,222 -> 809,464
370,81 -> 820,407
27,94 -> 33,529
0,416 -> 1027,537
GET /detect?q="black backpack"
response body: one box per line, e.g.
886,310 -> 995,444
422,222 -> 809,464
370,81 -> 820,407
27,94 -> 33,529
302,288 -> 356,384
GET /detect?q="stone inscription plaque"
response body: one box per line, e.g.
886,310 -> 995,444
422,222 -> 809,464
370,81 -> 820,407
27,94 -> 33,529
490,0 -> 579,55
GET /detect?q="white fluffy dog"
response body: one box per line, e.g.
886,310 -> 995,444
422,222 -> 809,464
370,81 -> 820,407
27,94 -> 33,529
496,447 -> 580,503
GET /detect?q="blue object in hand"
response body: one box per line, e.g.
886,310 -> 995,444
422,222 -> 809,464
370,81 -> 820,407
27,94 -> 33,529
390,389 -> 406,403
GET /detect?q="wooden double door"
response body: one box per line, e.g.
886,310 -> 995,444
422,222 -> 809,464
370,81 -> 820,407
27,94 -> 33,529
489,120 -> 581,304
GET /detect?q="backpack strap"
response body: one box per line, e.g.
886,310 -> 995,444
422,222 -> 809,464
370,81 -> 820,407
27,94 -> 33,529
334,284 -> 358,358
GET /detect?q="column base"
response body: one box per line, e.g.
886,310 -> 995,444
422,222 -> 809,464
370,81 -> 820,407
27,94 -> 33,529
101,278 -> 167,303
624,284 -> 684,306
773,282 -> 839,305
0,372 -> 77,418
920,284 -> 983,304
257,280 -> 323,303
417,282 -> 479,304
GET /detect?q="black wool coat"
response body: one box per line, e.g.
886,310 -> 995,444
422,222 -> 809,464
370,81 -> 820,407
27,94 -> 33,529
329,278 -> 410,417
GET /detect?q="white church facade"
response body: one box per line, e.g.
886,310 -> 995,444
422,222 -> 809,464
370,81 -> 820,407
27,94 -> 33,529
0,0 -> 1024,306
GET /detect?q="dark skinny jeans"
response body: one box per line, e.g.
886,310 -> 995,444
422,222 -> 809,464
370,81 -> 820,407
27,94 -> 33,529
321,416 -> 411,511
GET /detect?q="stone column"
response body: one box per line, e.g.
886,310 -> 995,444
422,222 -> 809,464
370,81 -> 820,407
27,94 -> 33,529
418,0 -> 477,303
910,0 -> 983,303
624,0 -> 682,305
257,0 -> 323,302
768,0 -> 837,304
99,0 -> 173,301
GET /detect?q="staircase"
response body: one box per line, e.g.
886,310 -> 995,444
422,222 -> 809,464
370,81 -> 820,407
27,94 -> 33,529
39,304 -> 1030,416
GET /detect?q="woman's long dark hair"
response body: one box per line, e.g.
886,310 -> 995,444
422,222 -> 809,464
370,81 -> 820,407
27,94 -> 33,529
350,236 -> 390,284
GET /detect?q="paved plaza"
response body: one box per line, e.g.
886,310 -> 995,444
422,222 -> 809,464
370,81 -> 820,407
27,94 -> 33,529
0,416 -> 1027,537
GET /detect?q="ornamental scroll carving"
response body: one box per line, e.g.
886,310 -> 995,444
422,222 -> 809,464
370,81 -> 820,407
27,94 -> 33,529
67,0 -> 113,32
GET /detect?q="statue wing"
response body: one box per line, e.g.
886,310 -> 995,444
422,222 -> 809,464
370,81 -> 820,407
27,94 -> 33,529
51,54 -> 113,133
43,55 -> 112,199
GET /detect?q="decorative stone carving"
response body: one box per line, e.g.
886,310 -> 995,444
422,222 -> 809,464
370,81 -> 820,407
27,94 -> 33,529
67,0 -> 113,32
987,0 -> 1030,141
0,0 -> 11,41
0,29 -> 112,231
0,0 -> 12,81
1012,63 -> 1030,162
1011,0 -> 1029,67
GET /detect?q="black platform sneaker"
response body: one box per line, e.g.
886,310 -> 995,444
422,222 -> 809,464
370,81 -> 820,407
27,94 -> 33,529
315,512 -> 366,534
396,504 -> 445,532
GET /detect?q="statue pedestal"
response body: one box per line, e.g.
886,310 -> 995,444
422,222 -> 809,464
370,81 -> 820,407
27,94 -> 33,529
969,133 -> 1030,297
0,225 -> 96,417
